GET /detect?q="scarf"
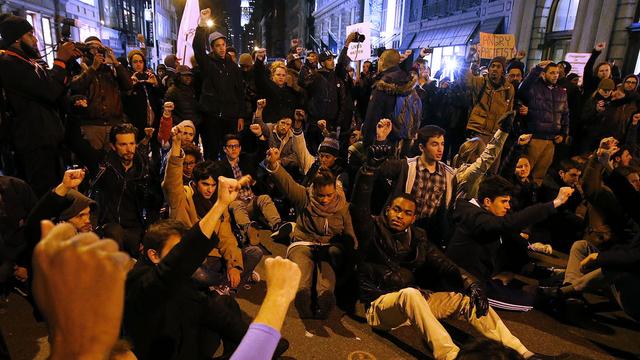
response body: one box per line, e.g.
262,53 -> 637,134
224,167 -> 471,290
307,185 -> 346,218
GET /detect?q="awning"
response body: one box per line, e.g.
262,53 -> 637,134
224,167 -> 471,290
412,21 -> 479,49
401,33 -> 416,49
471,17 -> 505,43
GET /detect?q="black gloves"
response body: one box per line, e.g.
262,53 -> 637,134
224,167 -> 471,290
498,110 -> 516,133
366,144 -> 392,169
466,282 -> 489,318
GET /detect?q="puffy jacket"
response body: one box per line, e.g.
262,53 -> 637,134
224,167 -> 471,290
350,167 -> 477,305
193,27 -> 247,119
519,65 -> 569,140
462,69 -> 515,137
363,66 -> 420,145
164,79 -> 202,125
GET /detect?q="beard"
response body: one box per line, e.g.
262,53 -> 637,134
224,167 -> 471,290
20,40 -> 40,59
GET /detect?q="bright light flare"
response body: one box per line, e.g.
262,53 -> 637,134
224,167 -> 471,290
206,19 -> 214,28
445,59 -> 458,71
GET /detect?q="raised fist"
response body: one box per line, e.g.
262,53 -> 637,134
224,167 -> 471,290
250,123 -> 262,137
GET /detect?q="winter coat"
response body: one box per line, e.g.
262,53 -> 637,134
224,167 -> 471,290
252,115 -> 298,169
162,154 -> 243,269
90,148 -> 162,228
0,176 -> 37,266
193,27 -> 247,119
446,198 -> 556,281
350,167 -> 477,305
267,164 -> 356,248
123,225 -> 220,360
0,49 -> 67,151
363,65 -> 420,145
253,59 -> 302,123
70,63 -> 132,125
123,79 -> 163,135
462,70 -> 515,137
519,66 -> 570,140
164,79 -> 202,125
298,47 -> 351,130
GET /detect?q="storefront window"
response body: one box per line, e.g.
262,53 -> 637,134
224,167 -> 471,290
41,17 -> 55,67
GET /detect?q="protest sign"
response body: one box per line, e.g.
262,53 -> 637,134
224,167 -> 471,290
478,32 -> 515,59
346,22 -> 372,61
564,52 -> 591,84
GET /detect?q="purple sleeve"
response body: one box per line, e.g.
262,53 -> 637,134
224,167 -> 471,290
230,323 -> 282,360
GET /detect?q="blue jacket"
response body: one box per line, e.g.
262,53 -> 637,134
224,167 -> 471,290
519,66 -> 569,140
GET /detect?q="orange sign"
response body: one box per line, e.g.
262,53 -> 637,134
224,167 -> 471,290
478,32 -> 515,59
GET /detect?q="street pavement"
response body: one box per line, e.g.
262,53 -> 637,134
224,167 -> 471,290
1,230 -> 639,360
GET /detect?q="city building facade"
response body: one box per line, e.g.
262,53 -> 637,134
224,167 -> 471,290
0,0 -> 176,68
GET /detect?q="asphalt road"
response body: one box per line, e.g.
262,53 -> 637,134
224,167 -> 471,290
1,230 -> 639,360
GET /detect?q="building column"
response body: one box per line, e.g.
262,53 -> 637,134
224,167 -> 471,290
512,0 -> 537,63
576,0 -> 604,52
609,0 -> 638,69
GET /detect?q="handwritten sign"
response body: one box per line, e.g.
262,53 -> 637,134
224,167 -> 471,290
478,32 -> 515,59
564,52 -> 591,84
346,22 -> 372,61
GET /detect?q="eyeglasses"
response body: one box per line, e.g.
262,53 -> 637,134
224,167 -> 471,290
225,144 -> 241,149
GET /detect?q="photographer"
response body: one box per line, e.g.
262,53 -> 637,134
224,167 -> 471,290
0,15 -> 80,196
70,36 -> 133,151
123,49 -> 163,142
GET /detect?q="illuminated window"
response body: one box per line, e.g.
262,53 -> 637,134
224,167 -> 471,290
551,0 -> 579,32
41,17 -> 55,67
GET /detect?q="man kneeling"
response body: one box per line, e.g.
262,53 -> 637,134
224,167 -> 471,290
350,146 -> 557,360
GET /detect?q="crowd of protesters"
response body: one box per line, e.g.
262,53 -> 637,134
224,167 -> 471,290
0,6 -> 639,360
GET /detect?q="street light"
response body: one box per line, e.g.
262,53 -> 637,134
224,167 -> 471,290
206,19 -> 214,28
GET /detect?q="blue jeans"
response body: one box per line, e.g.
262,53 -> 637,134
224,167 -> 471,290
192,246 -> 263,288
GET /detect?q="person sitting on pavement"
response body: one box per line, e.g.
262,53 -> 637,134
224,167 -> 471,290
350,138 -> 560,360
264,146 -> 356,319
162,127 -> 262,294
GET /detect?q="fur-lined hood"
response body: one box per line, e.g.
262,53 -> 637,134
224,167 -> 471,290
373,66 -> 418,96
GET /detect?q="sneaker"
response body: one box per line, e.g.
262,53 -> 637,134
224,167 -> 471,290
271,222 -> 294,243
209,285 -> 231,296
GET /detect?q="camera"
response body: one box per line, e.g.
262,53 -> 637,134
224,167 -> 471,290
73,41 -> 107,58
135,72 -> 149,81
353,32 -> 366,43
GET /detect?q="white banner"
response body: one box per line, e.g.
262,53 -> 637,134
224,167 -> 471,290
564,52 -> 592,83
177,0 -> 200,68
346,22 -> 372,61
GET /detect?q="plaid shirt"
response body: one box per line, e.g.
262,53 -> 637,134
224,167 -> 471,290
411,159 -> 446,219
229,160 -> 254,202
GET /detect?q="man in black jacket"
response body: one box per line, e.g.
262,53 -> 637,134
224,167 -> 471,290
351,145 -> 551,360
447,176 -> 573,310
123,177 -> 252,359
0,15 -> 78,196
90,124 -> 162,256
194,9 -> 247,160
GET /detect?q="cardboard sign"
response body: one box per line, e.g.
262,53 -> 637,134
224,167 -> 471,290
346,22 -> 372,61
564,52 -> 591,82
478,32 -> 515,59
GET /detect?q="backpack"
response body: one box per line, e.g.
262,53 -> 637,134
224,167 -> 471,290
392,89 -> 422,140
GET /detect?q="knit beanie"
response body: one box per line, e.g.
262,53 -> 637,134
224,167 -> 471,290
208,31 -> 226,45
0,14 -> 33,49
239,53 -> 253,66
506,60 -> 525,75
58,190 -> 96,221
177,119 -> 196,132
558,60 -> 572,74
317,136 -> 340,157
127,49 -> 145,65
490,56 -> 507,72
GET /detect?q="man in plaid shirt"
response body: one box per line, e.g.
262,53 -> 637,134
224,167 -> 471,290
378,125 -> 455,246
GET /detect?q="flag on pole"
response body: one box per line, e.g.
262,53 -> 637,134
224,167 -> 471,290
177,0 -> 200,68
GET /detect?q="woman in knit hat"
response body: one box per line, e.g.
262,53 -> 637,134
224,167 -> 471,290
123,48 -> 162,141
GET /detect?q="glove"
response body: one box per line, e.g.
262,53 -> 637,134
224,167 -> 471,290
498,110 -> 516,133
366,144 -> 392,169
466,282 -> 489,318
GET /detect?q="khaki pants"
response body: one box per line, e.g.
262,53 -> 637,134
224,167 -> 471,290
229,195 -> 281,230
527,139 -> 555,185
564,240 -> 606,292
366,288 -> 529,360
81,124 -> 113,151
